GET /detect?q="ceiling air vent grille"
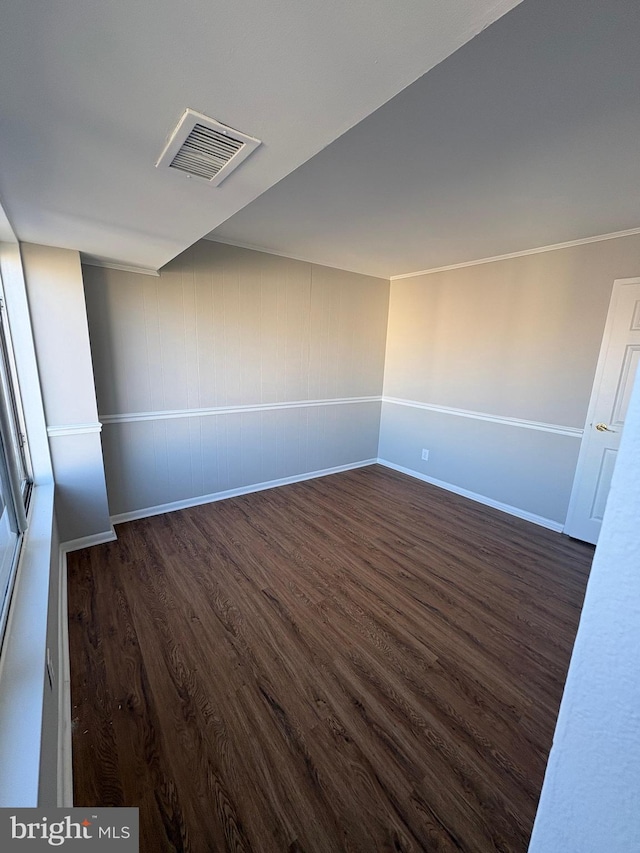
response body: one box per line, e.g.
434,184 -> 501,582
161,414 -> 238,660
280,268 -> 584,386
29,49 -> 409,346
156,109 -> 261,187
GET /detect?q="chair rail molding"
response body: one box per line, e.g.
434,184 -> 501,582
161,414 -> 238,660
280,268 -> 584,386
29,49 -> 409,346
382,397 -> 583,438
101,397 -> 382,425
47,422 -> 103,437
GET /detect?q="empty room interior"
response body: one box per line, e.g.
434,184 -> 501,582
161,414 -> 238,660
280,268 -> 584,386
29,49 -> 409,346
1,0 -> 639,851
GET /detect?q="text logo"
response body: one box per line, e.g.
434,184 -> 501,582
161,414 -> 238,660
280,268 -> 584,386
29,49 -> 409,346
1,808 -> 138,851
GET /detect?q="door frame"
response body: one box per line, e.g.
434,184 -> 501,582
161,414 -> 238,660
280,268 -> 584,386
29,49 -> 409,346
565,276 -> 640,540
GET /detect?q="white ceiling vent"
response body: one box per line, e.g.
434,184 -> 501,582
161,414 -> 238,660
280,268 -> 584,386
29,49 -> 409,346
156,109 -> 261,186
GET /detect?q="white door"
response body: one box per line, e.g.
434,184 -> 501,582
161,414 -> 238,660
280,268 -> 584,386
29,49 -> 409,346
565,277 -> 640,544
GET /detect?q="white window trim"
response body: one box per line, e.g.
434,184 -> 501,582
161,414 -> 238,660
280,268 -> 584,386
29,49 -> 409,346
0,482 -> 54,805
0,237 -> 55,806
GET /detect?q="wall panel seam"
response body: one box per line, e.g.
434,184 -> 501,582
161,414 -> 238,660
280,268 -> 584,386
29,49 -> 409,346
382,396 -> 583,437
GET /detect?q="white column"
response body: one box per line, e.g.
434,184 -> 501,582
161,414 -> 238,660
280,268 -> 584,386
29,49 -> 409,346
20,243 -> 112,544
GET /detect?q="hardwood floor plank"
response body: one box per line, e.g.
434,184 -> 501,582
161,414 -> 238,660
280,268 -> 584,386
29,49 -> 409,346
68,465 -> 593,852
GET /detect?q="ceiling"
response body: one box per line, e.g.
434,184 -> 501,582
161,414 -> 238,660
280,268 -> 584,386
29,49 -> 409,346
211,0 -> 640,278
0,0 -> 522,273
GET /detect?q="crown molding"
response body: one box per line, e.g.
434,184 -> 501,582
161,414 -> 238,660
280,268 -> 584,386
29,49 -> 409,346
390,227 -> 640,280
80,255 -> 160,277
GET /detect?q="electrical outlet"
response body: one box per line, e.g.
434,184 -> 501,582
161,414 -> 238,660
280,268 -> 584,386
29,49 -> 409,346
421,448 -> 429,461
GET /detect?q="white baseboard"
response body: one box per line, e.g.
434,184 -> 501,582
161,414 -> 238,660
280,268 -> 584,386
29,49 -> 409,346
377,459 -> 564,533
57,548 -> 73,807
111,459 -> 378,525
60,526 -> 118,554
106,456 -> 562,533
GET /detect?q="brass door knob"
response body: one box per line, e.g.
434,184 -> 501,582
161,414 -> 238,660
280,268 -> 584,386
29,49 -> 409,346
595,422 -> 615,432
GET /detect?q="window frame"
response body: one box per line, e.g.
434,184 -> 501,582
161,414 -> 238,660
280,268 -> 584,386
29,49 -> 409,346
0,238 -> 55,808
0,274 -> 33,650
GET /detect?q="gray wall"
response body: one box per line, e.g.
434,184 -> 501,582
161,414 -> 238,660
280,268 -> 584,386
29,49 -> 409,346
83,241 -> 389,518
380,234 -> 640,524
21,243 -> 112,543
83,234 -> 640,527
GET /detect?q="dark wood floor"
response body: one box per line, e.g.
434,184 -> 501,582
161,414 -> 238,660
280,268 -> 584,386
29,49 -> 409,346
68,465 -> 593,853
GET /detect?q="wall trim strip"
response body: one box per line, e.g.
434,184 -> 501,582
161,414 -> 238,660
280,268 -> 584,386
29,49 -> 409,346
377,459 -> 564,533
99,396 -> 581,437
391,227 -> 640,280
47,422 -> 103,437
0,484 -> 55,806
101,397 -> 382,425
80,256 -> 160,277
60,526 -> 117,554
382,396 -> 583,437
110,459 -> 377,525
110,457 -> 564,533
57,549 -> 73,807
210,227 -> 640,282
